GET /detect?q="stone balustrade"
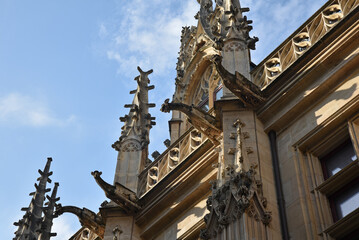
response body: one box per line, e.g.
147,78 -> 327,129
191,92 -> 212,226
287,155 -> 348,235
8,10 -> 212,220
138,127 -> 207,197
251,0 -> 359,88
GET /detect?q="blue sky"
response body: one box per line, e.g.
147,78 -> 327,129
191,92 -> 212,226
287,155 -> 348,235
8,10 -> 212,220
1,0 -> 325,239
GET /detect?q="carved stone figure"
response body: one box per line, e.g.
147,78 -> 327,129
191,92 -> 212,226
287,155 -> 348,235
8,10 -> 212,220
91,171 -> 141,214
161,98 -> 222,144
112,226 -> 122,240
211,55 -> 266,107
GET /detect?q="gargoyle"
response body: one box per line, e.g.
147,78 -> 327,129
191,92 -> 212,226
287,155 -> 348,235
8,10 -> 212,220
55,205 -> 105,238
211,55 -> 266,108
161,99 -> 221,144
91,171 -> 141,213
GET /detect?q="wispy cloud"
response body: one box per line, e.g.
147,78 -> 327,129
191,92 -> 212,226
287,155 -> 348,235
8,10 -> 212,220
101,0 -> 198,78
0,93 -> 76,127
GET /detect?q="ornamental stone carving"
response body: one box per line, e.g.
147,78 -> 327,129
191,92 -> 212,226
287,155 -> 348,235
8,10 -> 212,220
211,55 -> 266,108
92,171 -> 141,214
120,140 -> 141,152
198,0 -> 258,50
161,99 -> 222,144
200,167 -> 271,239
112,226 -> 122,240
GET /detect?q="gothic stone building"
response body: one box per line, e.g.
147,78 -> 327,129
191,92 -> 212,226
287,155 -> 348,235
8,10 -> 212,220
15,0 -> 359,239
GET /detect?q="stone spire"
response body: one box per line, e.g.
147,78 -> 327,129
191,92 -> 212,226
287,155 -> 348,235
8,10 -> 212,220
198,0 -> 258,52
38,182 -> 60,240
14,158 -> 53,240
112,67 -> 156,193
198,0 -> 258,97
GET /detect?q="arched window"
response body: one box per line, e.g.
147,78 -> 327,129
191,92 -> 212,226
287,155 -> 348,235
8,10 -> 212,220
193,65 -> 222,111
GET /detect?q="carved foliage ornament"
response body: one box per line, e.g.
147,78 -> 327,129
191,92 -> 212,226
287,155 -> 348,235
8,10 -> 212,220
113,226 -> 123,240
200,168 -> 271,239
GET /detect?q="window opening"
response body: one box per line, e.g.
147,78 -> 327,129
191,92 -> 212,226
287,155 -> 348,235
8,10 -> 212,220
214,84 -> 223,101
320,139 -> 357,179
320,139 -> 359,222
329,177 -> 359,221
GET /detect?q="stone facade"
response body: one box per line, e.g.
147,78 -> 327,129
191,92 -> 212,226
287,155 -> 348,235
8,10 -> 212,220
36,0 -> 359,239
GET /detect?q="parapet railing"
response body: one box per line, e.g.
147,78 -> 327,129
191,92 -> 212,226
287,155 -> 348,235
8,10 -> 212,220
138,127 -> 208,197
251,0 -> 359,88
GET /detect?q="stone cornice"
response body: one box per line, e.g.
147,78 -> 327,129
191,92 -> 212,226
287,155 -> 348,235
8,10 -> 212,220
136,142 -> 217,239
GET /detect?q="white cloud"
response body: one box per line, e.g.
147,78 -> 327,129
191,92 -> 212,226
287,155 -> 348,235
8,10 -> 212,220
0,93 -> 76,127
101,0 -> 198,78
